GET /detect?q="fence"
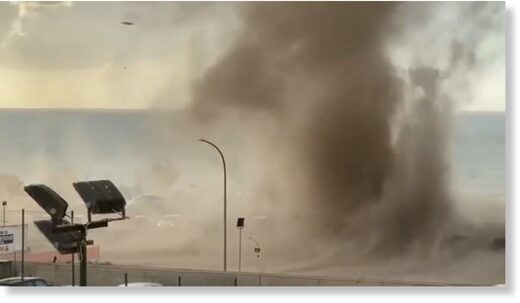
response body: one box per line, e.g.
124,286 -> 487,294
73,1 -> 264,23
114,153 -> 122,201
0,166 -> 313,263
14,261 -> 471,286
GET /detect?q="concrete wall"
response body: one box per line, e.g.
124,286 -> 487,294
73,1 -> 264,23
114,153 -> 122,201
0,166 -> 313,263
16,262 -> 466,286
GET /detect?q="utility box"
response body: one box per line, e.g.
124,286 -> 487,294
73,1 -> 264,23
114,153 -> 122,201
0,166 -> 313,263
0,259 -> 13,279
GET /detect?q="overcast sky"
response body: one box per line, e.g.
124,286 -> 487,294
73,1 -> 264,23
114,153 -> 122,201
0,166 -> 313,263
0,1 -> 505,111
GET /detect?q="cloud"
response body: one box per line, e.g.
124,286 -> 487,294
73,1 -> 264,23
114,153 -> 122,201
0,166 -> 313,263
0,2 -> 239,109
0,2 -> 505,110
1,1 -> 72,48
388,1 -> 505,110
0,2 -> 237,70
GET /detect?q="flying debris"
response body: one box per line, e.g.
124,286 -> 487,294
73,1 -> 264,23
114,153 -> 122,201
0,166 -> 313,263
121,21 -> 134,26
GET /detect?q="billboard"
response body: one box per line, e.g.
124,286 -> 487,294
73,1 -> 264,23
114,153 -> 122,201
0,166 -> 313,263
0,225 -> 28,253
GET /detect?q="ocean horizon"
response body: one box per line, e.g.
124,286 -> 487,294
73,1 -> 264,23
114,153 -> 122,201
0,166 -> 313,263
0,108 -> 505,224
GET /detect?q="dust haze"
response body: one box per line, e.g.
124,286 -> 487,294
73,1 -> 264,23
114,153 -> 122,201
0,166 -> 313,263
1,2 -> 505,285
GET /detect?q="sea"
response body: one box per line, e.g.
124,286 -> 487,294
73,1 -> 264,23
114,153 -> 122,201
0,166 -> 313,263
0,109 -> 506,214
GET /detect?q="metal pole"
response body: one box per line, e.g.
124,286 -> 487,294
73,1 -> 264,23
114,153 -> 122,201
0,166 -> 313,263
21,209 -> 24,281
199,139 -> 227,272
124,273 -> 128,287
71,211 -> 75,287
13,252 -> 16,276
248,236 -> 261,285
79,227 -> 87,286
2,201 -> 6,227
238,228 -> 242,272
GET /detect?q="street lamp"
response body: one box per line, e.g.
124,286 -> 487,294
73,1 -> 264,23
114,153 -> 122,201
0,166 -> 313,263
198,138 -> 227,272
248,236 -> 262,286
25,180 -> 128,286
248,236 -> 261,259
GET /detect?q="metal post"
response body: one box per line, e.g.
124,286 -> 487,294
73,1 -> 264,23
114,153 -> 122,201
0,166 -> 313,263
71,211 -> 75,287
238,228 -> 242,272
2,201 -> 6,227
21,209 -> 24,281
199,139 -> 227,272
248,236 -> 261,285
79,227 -> 87,286
124,273 -> 128,286
258,255 -> 261,286
13,252 -> 16,276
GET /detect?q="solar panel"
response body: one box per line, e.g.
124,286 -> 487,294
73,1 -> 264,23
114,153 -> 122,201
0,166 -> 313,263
73,180 -> 126,214
34,220 -> 83,254
24,185 -> 68,224
237,218 -> 245,228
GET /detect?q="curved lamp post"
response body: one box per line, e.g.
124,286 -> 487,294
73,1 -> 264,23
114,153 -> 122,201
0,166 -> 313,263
198,139 -> 227,272
248,236 -> 262,285
248,236 -> 261,258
